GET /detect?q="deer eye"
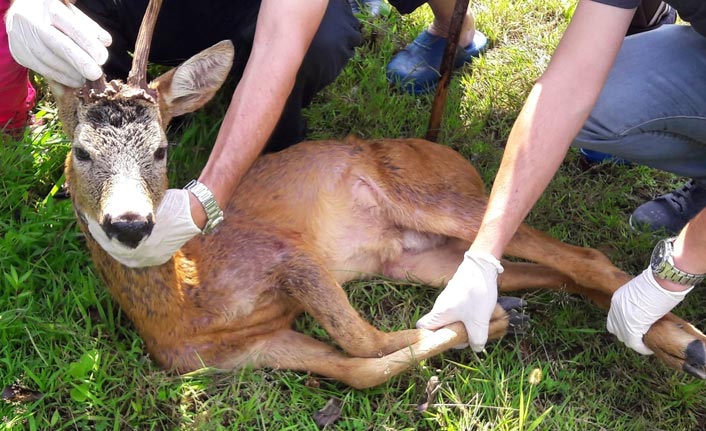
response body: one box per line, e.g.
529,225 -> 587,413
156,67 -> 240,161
74,147 -> 91,162
154,147 -> 167,161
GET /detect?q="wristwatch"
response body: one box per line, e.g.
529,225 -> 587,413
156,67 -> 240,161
184,180 -> 224,234
650,237 -> 706,286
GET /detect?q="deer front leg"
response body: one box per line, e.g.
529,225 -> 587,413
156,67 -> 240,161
282,250 -> 527,359
252,328 -> 435,389
251,304 -> 523,390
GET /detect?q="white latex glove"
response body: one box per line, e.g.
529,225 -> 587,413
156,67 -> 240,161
86,189 -> 201,268
6,0 -> 112,87
417,251 -> 504,352
607,268 -> 693,355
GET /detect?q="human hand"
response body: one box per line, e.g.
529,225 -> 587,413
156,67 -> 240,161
416,251 -> 504,352
6,0 -> 112,87
607,268 -> 693,355
86,189 -> 201,268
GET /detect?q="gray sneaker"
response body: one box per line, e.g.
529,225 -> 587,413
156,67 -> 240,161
629,179 -> 706,234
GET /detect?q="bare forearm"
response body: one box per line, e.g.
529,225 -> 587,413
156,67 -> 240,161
192,0 -> 327,225
469,0 -> 634,258
469,84 -> 581,257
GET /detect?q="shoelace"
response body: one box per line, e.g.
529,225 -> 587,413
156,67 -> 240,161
666,180 -> 700,216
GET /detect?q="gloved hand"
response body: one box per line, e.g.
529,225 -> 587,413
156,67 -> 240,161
86,189 -> 201,268
417,251 -> 504,352
607,268 -> 693,355
6,0 -> 112,87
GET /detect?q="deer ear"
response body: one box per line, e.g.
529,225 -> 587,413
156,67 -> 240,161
152,40 -> 234,120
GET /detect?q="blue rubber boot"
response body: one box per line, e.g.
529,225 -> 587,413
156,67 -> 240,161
386,29 -> 488,95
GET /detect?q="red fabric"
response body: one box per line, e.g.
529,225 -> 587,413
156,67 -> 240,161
1,0 -> 35,131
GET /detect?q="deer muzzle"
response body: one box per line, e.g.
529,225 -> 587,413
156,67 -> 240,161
101,213 -> 155,248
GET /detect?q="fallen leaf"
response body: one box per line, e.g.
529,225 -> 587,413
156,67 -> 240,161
417,375 -> 440,412
2,384 -> 44,404
305,376 -> 320,388
313,397 -> 342,428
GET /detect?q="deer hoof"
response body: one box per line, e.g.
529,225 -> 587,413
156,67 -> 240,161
498,296 -> 530,335
683,340 -> 706,379
498,296 -> 527,311
506,309 -> 531,335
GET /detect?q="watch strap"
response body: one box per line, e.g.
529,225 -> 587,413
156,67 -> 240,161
652,237 -> 706,287
654,263 -> 706,286
184,180 -> 224,234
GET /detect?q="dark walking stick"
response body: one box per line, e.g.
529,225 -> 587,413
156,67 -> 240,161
425,0 -> 469,142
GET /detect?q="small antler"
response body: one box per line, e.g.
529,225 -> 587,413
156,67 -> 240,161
126,0 -> 163,90
59,0 -> 108,100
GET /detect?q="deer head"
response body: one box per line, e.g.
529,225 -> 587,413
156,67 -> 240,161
51,0 -> 233,248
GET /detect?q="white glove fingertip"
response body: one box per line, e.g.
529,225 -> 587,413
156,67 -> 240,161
631,342 -> 654,356
416,313 -> 442,331
81,62 -> 105,82
72,5 -> 113,47
470,343 -> 486,353
73,5 -> 112,45
625,334 -> 654,355
49,1 -> 111,67
467,327 -> 489,353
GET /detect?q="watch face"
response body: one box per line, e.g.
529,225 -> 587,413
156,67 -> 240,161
650,239 -> 667,271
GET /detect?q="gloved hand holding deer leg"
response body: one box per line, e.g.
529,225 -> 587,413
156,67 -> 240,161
417,251 -> 503,352
608,209 -> 706,354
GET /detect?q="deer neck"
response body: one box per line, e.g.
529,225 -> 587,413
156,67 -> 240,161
74,213 -> 195,333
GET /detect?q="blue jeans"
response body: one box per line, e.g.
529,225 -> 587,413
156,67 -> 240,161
573,24 -> 706,181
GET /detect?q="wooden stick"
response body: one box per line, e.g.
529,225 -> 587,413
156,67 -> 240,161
425,0 -> 470,142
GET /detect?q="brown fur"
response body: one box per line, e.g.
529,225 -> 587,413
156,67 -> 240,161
55,40 -> 706,389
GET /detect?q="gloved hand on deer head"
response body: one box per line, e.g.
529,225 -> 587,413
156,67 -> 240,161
416,251 -> 504,352
86,189 -> 201,268
5,0 -> 112,87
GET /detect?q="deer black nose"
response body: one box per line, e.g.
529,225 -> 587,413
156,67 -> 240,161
102,213 -> 155,248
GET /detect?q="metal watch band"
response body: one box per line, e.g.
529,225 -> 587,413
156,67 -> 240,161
652,237 -> 706,287
655,265 -> 706,287
184,180 -> 224,234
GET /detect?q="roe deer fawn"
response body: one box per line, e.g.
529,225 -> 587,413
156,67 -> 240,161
49,1 -> 706,388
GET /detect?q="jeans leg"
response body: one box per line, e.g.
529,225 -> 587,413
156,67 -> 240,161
573,25 -> 706,181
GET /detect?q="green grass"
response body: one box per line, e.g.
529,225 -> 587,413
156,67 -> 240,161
3,1 -> 706,429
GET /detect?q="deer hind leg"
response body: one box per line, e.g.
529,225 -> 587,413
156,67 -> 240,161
383,238 -> 544,341
498,261 -> 613,306
505,225 -> 706,378
365,139 -> 706,377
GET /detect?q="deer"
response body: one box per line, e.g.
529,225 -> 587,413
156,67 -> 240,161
47,0 -> 706,389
